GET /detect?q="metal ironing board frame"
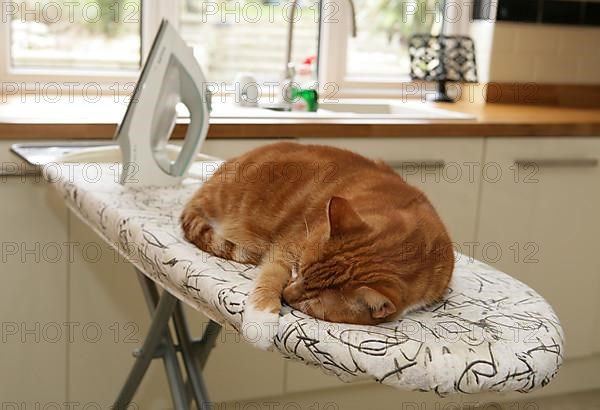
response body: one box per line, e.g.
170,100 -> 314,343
113,268 -> 222,410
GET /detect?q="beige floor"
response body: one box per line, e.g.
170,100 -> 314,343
217,388 -> 600,410
486,389 -> 600,410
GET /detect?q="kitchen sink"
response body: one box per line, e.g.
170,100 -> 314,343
317,100 -> 474,119
210,99 -> 475,120
0,98 -> 474,124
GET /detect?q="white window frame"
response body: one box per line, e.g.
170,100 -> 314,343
0,0 -> 174,89
319,0 -> 475,98
0,0 -> 474,97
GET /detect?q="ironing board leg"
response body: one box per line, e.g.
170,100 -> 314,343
173,304 -> 212,409
161,333 -> 189,410
112,285 -> 179,409
136,274 -> 188,409
112,270 -> 221,410
194,320 -> 222,369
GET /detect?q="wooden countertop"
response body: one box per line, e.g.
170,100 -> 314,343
1,97 -> 599,139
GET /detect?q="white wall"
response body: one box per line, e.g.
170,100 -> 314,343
473,22 -> 600,84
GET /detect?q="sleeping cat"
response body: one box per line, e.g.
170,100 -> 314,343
181,142 -> 454,349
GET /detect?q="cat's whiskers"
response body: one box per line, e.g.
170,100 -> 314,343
300,300 -> 311,315
317,297 -> 326,321
340,292 -> 360,315
303,217 -> 310,239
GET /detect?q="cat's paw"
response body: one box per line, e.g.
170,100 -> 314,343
242,302 -> 280,351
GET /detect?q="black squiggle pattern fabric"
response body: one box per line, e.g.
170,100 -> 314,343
44,164 -> 564,395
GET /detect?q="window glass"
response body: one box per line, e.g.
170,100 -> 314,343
346,0 -> 442,79
180,0 -> 320,84
9,0 -> 141,70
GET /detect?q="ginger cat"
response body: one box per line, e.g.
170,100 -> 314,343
181,142 -> 454,349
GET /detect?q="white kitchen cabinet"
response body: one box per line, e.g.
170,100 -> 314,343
476,137 -> 600,359
66,213 -> 172,408
0,142 -> 69,403
202,138 -> 293,159
5,135 -> 600,404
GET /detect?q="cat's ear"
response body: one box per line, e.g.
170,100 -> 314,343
355,286 -> 397,319
327,196 -> 368,238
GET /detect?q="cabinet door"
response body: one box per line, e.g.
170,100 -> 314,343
297,138 -> 484,245
477,137 -> 600,358
0,141 -> 68,404
203,138 -> 295,159
67,214 -> 172,408
0,175 -> 68,403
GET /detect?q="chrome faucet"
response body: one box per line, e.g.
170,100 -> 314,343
281,0 -> 357,107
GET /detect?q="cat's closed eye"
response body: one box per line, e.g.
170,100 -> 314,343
283,280 -> 398,325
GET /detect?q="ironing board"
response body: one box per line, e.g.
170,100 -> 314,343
43,162 -> 564,406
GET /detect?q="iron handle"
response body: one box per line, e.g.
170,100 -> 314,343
386,160 -> 446,168
514,158 -> 599,168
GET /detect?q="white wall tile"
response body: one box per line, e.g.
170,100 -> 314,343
576,56 -> 600,84
514,25 -> 561,54
557,26 -> 600,57
484,23 -> 600,84
489,52 -> 536,82
492,23 -> 517,53
533,55 -> 579,83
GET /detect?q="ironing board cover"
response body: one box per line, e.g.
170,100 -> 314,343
44,163 -> 564,396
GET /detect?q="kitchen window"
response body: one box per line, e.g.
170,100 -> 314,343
179,0 -> 319,85
8,1 -> 141,70
0,0 -> 148,87
321,0 -> 471,97
0,0 -> 473,96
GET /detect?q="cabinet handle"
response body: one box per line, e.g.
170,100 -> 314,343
386,160 -> 446,168
514,158 -> 599,168
0,171 -> 41,177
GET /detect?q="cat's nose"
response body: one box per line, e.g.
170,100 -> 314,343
283,279 -> 304,305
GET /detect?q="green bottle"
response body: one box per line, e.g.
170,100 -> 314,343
291,87 -> 319,112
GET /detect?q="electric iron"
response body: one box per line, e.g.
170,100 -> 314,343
115,19 -> 211,186
56,19 -> 213,186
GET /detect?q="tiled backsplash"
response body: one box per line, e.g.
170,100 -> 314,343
471,21 -> 600,84
486,0 -> 600,26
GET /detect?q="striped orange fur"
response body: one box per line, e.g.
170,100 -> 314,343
181,142 -> 454,325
